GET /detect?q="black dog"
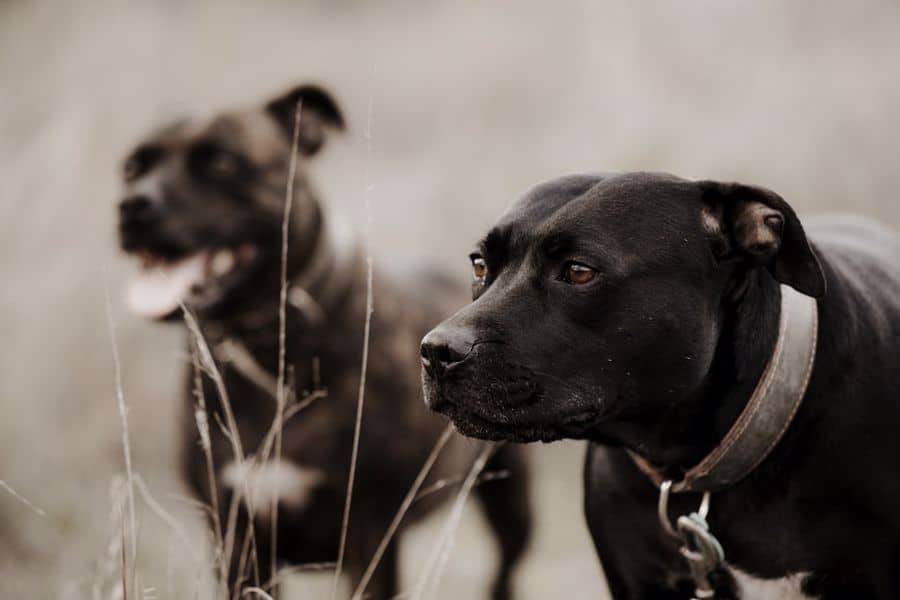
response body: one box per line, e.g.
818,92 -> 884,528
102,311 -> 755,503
117,84 -> 531,598
422,172 -> 900,599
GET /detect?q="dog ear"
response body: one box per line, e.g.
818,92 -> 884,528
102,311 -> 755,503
265,84 -> 345,155
698,181 -> 826,298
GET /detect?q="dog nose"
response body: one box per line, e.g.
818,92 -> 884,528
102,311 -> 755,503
119,194 -> 154,220
421,326 -> 474,378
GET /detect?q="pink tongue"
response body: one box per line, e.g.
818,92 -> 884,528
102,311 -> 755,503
127,253 -> 208,319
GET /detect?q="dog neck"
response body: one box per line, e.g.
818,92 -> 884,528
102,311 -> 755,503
602,271 -> 796,478
198,204 -> 362,366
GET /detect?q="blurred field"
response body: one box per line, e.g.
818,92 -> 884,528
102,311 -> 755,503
2,1 -> 900,598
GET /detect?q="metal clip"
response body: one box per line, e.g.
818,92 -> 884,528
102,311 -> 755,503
658,481 -> 724,600
677,512 -> 724,598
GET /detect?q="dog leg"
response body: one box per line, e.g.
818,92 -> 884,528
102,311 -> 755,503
475,445 -> 532,600
584,444 -> 700,600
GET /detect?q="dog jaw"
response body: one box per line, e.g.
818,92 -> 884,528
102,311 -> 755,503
431,396 -> 587,444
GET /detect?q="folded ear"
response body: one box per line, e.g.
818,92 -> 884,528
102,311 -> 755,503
265,84 -> 345,155
698,181 -> 826,298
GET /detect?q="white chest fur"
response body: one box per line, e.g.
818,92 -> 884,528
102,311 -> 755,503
221,459 -> 324,516
730,568 -> 813,600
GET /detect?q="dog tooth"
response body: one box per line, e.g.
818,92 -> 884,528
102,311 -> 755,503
210,249 -> 236,276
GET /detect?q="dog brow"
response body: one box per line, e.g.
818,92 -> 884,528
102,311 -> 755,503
541,231 -> 577,258
481,227 -> 509,257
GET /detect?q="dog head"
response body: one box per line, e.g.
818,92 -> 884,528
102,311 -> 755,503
117,84 -> 344,320
421,172 -> 824,444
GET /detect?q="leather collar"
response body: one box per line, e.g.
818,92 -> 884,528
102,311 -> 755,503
630,284 -> 819,493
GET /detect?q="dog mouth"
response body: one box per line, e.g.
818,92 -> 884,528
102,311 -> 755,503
432,396 -> 600,444
439,403 -> 563,443
126,243 -> 259,319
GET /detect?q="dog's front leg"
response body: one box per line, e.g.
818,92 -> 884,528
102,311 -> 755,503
584,444 -> 711,599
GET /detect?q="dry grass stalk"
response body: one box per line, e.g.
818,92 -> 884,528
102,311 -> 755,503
255,387 -> 326,472
190,346 -> 227,596
350,424 -> 454,600
234,530 -> 257,600
120,492 -> 129,600
92,478 -> 125,600
282,388 -> 326,422
182,306 -> 262,590
215,339 -> 279,400
104,278 -> 138,599
269,98 -> 304,590
331,69 -> 377,600
412,442 -> 496,600
132,475 -> 202,565
0,478 -> 46,517
222,486 -> 243,599
413,469 -> 510,503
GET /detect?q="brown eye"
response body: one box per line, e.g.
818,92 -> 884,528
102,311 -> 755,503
189,142 -> 244,179
563,263 -> 596,284
123,157 -> 142,181
207,150 -> 240,177
471,256 -> 487,281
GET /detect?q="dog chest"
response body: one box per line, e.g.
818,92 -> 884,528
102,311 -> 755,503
220,459 -> 325,516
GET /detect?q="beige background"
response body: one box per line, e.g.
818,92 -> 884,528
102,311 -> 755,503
2,1 -> 900,598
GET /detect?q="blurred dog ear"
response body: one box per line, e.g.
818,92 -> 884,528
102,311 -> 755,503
698,181 -> 826,298
265,84 -> 345,155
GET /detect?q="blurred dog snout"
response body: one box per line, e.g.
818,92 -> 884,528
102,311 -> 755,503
420,325 -> 475,379
119,194 -> 156,222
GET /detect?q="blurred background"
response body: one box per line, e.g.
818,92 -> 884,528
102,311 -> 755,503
3,1 -> 900,598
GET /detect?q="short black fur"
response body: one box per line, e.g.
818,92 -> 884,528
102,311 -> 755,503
422,172 -> 900,599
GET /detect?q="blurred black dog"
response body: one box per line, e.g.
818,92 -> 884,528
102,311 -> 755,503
422,172 -> 900,598
117,84 -> 531,598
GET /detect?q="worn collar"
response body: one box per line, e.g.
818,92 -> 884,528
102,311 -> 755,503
630,284 -> 819,493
